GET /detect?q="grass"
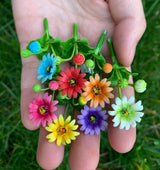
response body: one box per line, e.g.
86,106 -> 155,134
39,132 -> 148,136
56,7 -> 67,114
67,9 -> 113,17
0,0 -> 160,169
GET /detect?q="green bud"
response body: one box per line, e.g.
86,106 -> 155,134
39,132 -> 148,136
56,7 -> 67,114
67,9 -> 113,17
134,79 -> 147,93
56,56 -> 63,65
118,79 -> 128,88
78,96 -> 87,105
85,59 -> 95,69
58,91 -> 69,99
33,84 -> 41,92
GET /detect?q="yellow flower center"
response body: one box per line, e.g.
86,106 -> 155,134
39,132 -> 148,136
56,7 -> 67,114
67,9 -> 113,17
69,78 -> 76,86
123,110 -> 129,116
58,127 -> 67,135
90,115 -> 96,123
92,86 -> 100,95
46,66 -> 51,73
39,105 -> 49,115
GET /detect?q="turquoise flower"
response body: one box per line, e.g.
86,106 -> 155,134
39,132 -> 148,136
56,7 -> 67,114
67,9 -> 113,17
108,96 -> 144,130
29,41 -> 41,53
37,53 -> 58,83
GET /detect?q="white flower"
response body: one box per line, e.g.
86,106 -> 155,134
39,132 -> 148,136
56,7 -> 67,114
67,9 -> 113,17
134,79 -> 147,93
108,96 -> 144,130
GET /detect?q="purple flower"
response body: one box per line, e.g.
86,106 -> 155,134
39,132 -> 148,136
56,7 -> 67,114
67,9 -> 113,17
77,105 -> 108,135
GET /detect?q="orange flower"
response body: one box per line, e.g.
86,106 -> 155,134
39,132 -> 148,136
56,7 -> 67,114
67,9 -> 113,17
81,74 -> 114,108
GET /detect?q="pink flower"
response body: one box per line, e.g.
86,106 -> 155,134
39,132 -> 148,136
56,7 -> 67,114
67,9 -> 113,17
29,93 -> 58,127
49,81 -> 59,90
57,67 -> 86,98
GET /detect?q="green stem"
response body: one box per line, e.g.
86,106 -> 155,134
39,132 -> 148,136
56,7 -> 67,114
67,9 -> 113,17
51,91 -> 55,101
116,69 -> 122,80
41,88 -> 49,91
97,61 -> 103,70
50,45 -> 57,56
107,37 -> 118,64
73,23 -> 78,41
63,104 -> 70,119
44,18 -> 49,39
61,45 -> 76,62
118,87 -> 122,100
95,30 -> 107,55
72,97 -> 79,106
128,83 -> 134,87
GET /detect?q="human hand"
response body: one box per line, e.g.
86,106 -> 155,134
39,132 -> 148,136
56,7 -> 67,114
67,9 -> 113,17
12,0 -> 146,169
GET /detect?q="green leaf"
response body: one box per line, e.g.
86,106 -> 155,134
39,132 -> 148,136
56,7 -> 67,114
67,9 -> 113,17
21,49 -> 34,58
76,38 -> 88,45
107,70 -> 118,87
120,68 -> 130,81
37,33 -> 49,47
94,53 -> 106,66
61,45 -> 74,59
61,37 -> 74,49
49,36 -> 61,44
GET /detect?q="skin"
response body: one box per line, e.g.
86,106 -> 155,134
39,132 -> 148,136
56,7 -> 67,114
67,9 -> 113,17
12,0 -> 146,170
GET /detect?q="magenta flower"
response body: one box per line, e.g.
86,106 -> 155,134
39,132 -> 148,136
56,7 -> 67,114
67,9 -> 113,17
29,93 -> 58,127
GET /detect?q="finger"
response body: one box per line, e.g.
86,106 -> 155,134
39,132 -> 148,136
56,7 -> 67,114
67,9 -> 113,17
108,67 -> 136,153
12,0 -> 46,130
69,110 -> 100,170
108,0 -> 146,66
36,105 -> 65,170
21,55 -> 43,130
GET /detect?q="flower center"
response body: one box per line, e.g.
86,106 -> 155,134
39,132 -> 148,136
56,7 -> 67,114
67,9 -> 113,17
58,127 -> 67,135
122,109 -> 129,116
92,86 -> 100,95
39,105 -> 49,115
89,115 -> 96,123
46,66 -> 52,73
69,78 -> 77,86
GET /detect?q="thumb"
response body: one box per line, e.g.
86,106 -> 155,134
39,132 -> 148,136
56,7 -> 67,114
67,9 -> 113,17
108,0 -> 146,67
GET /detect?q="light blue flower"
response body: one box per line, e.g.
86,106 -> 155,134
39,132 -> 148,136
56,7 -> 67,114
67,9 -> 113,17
108,96 -> 144,130
37,53 -> 58,83
29,41 -> 41,53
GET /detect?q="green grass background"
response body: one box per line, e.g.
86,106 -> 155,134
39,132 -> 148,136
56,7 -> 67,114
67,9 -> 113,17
0,0 -> 160,170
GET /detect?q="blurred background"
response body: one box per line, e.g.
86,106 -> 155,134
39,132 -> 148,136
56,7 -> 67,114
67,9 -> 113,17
0,0 -> 160,169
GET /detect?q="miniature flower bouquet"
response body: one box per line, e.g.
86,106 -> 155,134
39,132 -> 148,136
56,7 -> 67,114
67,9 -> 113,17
21,18 -> 147,146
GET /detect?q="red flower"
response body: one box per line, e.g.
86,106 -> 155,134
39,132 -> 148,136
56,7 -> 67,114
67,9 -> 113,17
57,67 -> 86,98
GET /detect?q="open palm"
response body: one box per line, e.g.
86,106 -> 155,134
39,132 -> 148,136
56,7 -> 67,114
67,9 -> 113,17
12,0 -> 146,169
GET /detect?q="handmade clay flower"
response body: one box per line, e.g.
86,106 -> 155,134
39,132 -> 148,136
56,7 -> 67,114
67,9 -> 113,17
29,41 -> 41,53
57,67 -> 86,98
134,79 -> 147,93
73,53 -> 85,65
108,96 -> 144,130
81,74 -> 114,108
37,53 -> 58,83
29,93 -> 58,127
77,105 -> 108,135
45,115 -> 80,146
49,81 -> 59,90
103,63 -> 113,73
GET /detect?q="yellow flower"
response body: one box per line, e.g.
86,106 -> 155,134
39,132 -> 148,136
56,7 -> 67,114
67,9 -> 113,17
81,74 -> 114,108
45,115 -> 80,146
